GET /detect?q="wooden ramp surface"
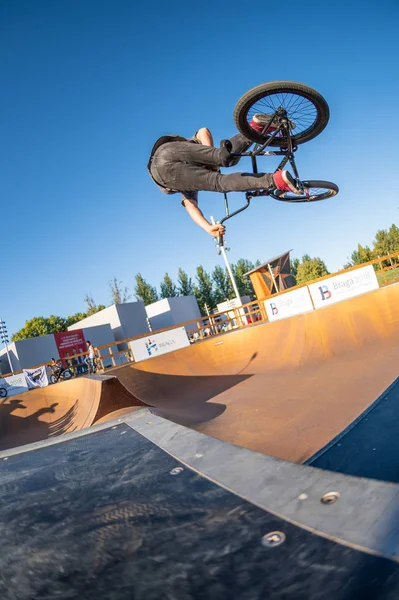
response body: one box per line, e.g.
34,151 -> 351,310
112,283 -> 399,463
0,375 -> 142,451
1,283 -> 399,462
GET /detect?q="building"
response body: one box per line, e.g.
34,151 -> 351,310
245,251 -> 294,300
0,324 -> 115,375
145,296 -> 201,332
68,302 -> 149,346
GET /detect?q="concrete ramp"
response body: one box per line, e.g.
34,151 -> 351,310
0,375 -> 142,451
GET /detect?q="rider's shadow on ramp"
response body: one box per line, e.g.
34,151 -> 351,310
118,369 -> 253,427
0,399 -> 78,451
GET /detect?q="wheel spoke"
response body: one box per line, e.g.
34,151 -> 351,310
246,91 -> 318,137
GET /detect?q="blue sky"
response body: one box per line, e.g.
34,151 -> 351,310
1,0 -> 398,337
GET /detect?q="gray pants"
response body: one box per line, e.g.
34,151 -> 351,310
150,133 -> 274,193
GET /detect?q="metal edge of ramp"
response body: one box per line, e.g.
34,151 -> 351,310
1,408 -> 399,565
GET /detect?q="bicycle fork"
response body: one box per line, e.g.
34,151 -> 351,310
251,108 -> 304,192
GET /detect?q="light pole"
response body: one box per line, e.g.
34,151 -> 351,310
0,319 -> 12,374
210,216 -> 241,303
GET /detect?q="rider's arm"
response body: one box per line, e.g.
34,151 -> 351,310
182,195 -> 225,237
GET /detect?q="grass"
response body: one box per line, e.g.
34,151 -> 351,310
377,265 -> 399,285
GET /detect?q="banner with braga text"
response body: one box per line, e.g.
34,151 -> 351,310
307,265 -> 379,309
54,330 -> 87,367
264,286 -> 314,322
129,327 -> 190,362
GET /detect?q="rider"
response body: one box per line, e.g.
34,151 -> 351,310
50,358 -> 64,375
148,114 -> 301,237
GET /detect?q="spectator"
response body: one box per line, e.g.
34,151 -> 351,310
86,341 -> 97,374
71,348 -> 79,376
78,346 -> 87,373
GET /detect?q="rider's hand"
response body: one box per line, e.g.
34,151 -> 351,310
207,223 -> 225,237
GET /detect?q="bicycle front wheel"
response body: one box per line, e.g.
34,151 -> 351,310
270,180 -> 339,203
234,81 -> 330,146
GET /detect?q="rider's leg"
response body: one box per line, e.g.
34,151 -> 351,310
153,133 -> 252,171
154,160 -> 274,194
222,134 -> 253,166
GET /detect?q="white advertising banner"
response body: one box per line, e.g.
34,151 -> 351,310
23,366 -> 49,389
0,373 -> 29,397
264,287 -> 314,321
308,265 -> 379,309
130,327 -> 190,362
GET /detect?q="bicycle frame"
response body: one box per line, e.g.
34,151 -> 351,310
217,109 -> 302,248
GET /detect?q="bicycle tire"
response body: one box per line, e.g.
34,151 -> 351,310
234,81 -> 330,146
270,180 -> 339,203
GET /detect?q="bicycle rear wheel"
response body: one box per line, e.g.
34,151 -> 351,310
234,81 -> 330,146
270,180 -> 339,203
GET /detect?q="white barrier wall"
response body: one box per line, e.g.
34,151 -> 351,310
129,327 -> 190,362
264,287 -> 314,321
0,373 -> 29,396
308,265 -> 379,309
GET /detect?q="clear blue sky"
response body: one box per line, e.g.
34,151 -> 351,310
1,0 -> 398,337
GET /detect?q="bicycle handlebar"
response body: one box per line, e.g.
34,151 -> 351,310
216,194 -> 252,248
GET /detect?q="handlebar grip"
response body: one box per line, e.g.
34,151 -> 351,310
218,233 -> 224,247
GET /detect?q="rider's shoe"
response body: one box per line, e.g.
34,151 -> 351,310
273,170 -> 301,195
250,113 -> 295,135
220,139 -> 234,166
250,114 -> 277,134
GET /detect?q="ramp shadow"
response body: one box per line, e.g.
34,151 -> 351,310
307,378 -> 399,483
117,370 -> 253,426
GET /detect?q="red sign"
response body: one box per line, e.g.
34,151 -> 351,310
54,330 -> 86,368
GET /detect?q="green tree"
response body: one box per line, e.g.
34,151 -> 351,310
160,272 -> 178,299
84,294 -> 106,316
291,257 -> 300,285
373,225 -> 399,265
344,243 -> 373,268
177,268 -> 195,296
134,273 -> 158,305
231,258 -> 256,300
12,315 -> 67,341
295,256 -> 329,285
109,276 -> 131,304
194,265 -> 214,314
211,265 -> 234,304
65,312 -> 88,328
388,224 -> 399,250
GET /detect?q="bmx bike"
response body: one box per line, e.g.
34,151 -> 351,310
217,80 -> 339,246
49,366 -> 73,384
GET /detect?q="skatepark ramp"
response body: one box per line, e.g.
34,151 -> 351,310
0,375 -> 143,451
1,282 -> 399,465
111,282 -> 399,463
1,283 -> 399,598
